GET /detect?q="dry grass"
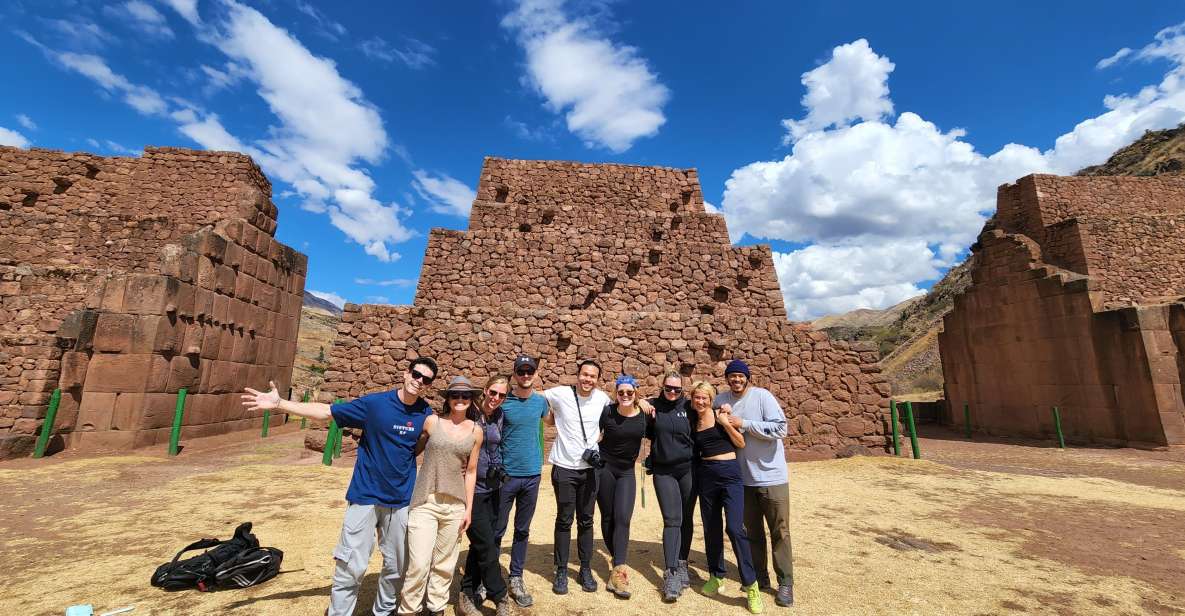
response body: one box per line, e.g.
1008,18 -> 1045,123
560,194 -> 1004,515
1,434 -> 1183,616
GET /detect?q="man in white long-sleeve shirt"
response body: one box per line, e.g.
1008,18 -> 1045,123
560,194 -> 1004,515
715,359 -> 795,608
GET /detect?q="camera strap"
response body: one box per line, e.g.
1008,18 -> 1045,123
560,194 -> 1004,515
571,385 -> 591,448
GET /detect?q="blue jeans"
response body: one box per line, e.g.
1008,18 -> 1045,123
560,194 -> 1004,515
695,459 -> 757,586
494,474 -> 540,577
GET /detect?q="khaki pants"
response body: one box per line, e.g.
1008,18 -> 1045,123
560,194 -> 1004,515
743,482 -> 795,587
398,494 -> 466,614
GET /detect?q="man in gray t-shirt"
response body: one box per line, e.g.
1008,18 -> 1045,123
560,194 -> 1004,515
715,359 -> 795,608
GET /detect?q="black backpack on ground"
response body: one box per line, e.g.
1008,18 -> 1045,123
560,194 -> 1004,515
150,522 -> 283,592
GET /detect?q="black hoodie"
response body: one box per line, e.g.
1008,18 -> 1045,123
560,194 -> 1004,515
646,395 -> 695,474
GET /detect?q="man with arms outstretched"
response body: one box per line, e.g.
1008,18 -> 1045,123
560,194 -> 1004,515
242,357 -> 438,616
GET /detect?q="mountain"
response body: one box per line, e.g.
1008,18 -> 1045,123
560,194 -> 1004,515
1076,124 -> 1185,177
303,292 -> 343,316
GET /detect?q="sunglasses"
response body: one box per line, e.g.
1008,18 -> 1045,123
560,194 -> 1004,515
448,392 -> 473,400
410,369 -> 435,384
616,390 -> 635,397
663,386 -> 683,394
486,390 -> 508,399
515,367 -> 536,376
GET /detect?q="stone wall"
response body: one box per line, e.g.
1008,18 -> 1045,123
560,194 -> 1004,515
939,174 -> 1185,447
327,157 -> 891,456
0,146 -> 304,458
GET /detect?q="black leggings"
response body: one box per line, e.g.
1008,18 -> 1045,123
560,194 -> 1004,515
652,466 -> 695,571
596,463 -> 636,567
461,490 -> 507,601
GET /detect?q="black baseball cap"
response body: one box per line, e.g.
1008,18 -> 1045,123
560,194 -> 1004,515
513,354 -> 538,371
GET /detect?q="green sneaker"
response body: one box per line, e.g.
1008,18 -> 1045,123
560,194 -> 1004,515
701,576 -> 724,595
745,582 -> 765,614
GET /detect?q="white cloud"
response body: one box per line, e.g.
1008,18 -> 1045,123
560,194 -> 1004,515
15,114 -> 36,131
355,277 -> 417,287
105,1 -> 174,39
0,126 -> 31,148
782,39 -> 894,143
358,36 -> 437,69
364,295 -> 391,304
52,51 -> 170,115
723,28 -> 1185,319
86,138 -> 102,149
42,18 -> 114,49
105,140 -> 138,155
1096,47 -> 1132,69
159,0 -> 201,25
411,170 -> 476,217
199,63 -> 246,93
296,1 -> 346,40
308,289 -> 347,309
504,115 -> 551,141
502,0 -> 669,153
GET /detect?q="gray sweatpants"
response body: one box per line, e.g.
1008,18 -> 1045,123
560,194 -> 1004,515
328,503 -> 410,616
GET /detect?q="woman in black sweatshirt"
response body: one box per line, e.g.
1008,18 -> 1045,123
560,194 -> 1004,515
645,371 -> 696,602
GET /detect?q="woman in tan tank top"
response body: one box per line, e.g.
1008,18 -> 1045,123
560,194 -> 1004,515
398,376 -> 484,616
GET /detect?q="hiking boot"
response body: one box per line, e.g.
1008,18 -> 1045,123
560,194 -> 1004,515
606,565 -> 631,599
662,568 -> 681,603
508,576 -> 533,607
746,582 -> 765,614
702,575 -> 724,595
456,591 -> 481,616
495,596 -> 514,616
757,577 -> 773,592
579,566 -> 598,592
775,581 -> 795,607
552,567 -> 569,595
676,559 -> 690,590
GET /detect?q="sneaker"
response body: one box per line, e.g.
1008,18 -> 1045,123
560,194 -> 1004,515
508,576 -> 534,608
662,568 -> 681,603
579,566 -> 598,592
476,582 -> 487,602
676,559 -> 690,590
456,591 -> 481,616
757,578 -> 773,592
746,582 -> 765,614
607,565 -> 631,599
701,575 -> 724,596
495,596 -> 514,616
552,567 -> 569,595
775,581 -> 794,607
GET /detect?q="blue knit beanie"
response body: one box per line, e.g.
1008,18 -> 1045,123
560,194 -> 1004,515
724,359 -> 750,378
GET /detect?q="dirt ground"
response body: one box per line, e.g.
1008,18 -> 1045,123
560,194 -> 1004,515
1,427 -> 1183,616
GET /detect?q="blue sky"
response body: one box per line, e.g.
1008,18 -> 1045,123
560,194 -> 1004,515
3,1 -> 1184,318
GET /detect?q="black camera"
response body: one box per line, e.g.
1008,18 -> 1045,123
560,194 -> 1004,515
486,463 -> 509,487
582,448 -> 606,469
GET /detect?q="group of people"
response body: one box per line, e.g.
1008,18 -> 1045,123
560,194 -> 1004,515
242,354 -> 795,616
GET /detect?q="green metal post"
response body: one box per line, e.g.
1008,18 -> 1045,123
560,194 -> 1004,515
322,421 -> 338,466
32,389 -> 62,459
261,410 -> 271,437
905,401 -> 921,460
1052,406 -> 1065,449
890,399 -> 901,456
168,388 -> 188,456
300,391 -> 309,429
538,419 -> 545,459
963,402 -> 972,440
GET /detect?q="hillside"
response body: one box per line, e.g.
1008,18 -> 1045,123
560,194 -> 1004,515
1076,123 -> 1185,176
290,296 -> 343,399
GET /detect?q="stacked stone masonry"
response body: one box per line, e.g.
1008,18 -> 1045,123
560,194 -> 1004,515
940,174 -> 1185,447
327,158 -> 891,455
0,147 -> 305,458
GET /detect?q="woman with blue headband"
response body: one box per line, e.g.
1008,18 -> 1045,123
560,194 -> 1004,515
596,374 -> 648,599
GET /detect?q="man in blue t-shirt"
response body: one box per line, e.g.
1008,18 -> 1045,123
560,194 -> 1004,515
242,356 -> 438,616
493,354 -> 549,608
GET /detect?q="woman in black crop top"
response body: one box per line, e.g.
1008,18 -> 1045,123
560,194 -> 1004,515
596,375 -> 647,599
689,380 -> 762,613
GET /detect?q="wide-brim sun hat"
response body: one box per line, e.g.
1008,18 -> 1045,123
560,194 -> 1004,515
443,375 -> 482,393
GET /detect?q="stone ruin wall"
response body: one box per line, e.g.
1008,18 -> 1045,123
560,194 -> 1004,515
327,158 -> 891,456
940,174 -> 1185,447
0,147 -> 305,458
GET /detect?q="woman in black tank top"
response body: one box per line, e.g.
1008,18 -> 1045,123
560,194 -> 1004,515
689,381 -> 762,613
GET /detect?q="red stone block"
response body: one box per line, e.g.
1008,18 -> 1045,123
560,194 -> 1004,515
83,354 -> 152,393
196,255 -> 217,290
215,265 -> 235,295
166,354 -> 201,391
77,391 -> 116,431
60,351 -> 89,389
93,313 -> 134,353
140,393 -> 183,429
111,393 -> 144,431
124,275 -> 179,315
234,273 -> 254,302
100,277 -> 127,312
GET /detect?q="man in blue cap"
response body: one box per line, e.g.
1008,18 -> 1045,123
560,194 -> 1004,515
715,358 -> 795,608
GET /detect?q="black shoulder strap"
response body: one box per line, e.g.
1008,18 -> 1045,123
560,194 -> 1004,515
571,385 -> 589,447
171,538 -> 222,564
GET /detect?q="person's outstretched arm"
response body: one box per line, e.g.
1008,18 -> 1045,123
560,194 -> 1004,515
242,381 -> 331,421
